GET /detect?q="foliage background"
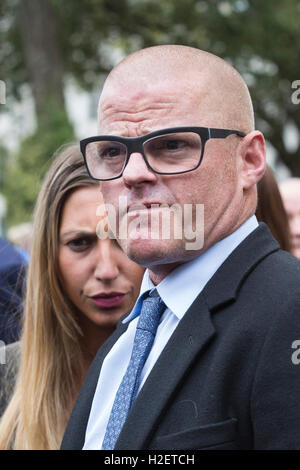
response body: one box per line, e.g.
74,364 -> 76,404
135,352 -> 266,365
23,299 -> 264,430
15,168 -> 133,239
0,0 -> 299,229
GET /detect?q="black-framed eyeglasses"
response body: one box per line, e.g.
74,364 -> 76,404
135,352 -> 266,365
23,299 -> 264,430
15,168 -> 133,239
80,126 -> 246,181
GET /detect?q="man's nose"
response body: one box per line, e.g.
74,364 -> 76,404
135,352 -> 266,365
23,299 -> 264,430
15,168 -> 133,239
122,152 -> 157,187
93,241 -> 119,281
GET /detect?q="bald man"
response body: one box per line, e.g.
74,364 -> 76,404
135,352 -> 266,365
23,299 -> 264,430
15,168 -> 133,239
62,46 -> 300,450
279,178 -> 300,259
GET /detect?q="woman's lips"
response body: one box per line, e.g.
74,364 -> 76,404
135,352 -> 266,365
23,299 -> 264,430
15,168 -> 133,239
90,292 -> 126,308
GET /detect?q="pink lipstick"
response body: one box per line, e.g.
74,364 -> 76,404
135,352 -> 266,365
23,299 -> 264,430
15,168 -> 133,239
90,292 -> 125,308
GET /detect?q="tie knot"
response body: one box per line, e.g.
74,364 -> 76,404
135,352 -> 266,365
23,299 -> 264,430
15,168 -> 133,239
149,288 -> 159,297
137,291 -> 166,334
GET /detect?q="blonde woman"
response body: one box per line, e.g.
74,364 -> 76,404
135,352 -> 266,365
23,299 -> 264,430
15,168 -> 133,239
0,144 -> 144,449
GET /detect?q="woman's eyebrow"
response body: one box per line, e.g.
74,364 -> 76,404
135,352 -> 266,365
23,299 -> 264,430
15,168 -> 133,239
59,230 -> 95,242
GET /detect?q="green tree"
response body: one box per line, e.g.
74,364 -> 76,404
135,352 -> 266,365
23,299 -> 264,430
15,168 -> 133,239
1,0 -> 75,225
0,0 -> 167,225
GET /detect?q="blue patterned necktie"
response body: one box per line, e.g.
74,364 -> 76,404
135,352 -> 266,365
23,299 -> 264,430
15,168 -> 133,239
102,290 -> 166,450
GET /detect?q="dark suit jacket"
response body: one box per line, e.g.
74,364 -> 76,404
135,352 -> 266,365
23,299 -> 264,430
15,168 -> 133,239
61,224 -> 300,450
0,237 -> 26,344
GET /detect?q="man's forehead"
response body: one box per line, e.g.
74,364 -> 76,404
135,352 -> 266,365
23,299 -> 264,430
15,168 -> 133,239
99,75 -> 201,108
97,84 -> 199,135
97,74 -> 213,133
97,50 -> 254,133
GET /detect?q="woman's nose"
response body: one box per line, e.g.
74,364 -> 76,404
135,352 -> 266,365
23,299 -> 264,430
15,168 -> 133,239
93,241 -> 119,281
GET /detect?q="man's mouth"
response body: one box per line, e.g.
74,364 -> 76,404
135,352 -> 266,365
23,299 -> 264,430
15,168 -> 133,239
127,202 -> 163,213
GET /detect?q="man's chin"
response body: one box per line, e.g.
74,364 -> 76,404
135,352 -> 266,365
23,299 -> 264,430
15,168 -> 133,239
120,236 -> 179,268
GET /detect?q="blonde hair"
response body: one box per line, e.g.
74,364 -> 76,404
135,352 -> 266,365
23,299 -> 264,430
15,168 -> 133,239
0,143 -> 98,449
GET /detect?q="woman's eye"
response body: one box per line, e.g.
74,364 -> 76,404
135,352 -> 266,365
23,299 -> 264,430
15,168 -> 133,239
66,237 -> 93,252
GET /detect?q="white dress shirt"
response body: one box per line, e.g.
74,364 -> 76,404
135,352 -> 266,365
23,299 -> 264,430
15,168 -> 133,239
83,216 -> 259,449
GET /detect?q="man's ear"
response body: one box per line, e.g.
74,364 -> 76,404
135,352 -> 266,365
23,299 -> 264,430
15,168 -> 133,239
237,131 -> 266,190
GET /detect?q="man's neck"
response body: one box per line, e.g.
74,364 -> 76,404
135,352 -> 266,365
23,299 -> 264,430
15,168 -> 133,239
147,213 -> 258,286
148,264 -> 181,285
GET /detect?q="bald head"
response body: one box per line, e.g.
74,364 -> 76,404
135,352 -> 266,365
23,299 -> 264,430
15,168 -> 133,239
99,45 -> 254,133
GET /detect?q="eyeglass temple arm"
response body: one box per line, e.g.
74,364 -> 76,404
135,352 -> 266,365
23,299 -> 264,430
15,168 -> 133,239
209,128 -> 246,139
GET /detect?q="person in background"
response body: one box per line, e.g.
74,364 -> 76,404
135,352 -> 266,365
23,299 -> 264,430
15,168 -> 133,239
0,236 -> 27,345
256,165 -> 291,252
7,223 -> 32,264
279,177 -> 300,259
0,144 -> 144,449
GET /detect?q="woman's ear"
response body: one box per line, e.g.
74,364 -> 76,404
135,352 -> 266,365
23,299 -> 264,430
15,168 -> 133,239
237,131 -> 266,190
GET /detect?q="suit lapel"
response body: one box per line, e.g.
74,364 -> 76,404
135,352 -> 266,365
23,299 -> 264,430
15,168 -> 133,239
203,223 -> 279,310
115,293 -> 215,449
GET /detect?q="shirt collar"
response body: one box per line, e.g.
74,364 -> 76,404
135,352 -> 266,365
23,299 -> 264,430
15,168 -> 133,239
123,215 -> 258,323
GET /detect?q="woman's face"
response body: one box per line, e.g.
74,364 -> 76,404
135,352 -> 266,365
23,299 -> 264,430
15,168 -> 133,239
58,186 -> 144,336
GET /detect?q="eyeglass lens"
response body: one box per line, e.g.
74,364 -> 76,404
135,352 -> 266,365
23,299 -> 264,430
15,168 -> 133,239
85,132 -> 202,179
